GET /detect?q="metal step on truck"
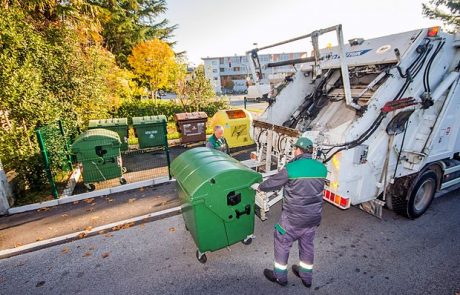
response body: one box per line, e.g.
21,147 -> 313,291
241,24 -> 460,220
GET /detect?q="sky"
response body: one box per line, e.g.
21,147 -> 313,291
164,0 -> 442,65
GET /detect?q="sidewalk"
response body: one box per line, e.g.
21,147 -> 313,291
0,182 -> 179,251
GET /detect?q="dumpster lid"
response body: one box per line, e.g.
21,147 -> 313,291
88,118 -> 128,127
170,147 -> 261,198
71,128 -> 121,151
174,112 -> 208,121
225,109 -> 247,119
132,115 -> 167,125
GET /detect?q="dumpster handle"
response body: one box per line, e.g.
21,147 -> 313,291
235,204 -> 251,219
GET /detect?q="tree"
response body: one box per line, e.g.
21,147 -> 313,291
88,0 -> 177,67
176,65 -> 216,112
128,39 -> 180,99
423,0 -> 460,32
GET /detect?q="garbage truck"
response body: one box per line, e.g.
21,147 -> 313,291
243,24 -> 460,219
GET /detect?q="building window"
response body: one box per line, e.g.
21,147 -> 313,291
219,58 -> 224,64
214,77 -> 218,80
220,68 -> 224,73
213,69 -> 217,73
233,67 -> 240,71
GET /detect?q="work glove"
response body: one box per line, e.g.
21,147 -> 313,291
250,183 -> 260,191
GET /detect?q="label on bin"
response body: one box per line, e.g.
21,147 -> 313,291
183,122 -> 205,136
145,130 -> 158,138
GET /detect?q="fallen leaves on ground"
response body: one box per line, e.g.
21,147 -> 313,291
169,227 -> 176,233
14,242 -> 23,248
35,237 -> 43,242
84,198 -> 95,204
140,223 -> 145,228
61,247 -> 71,254
84,226 -> 93,232
101,252 -> 110,259
111,222 -> 135,231
86,208 -> 95,212
104,233 -> 113,238
128,198 -> 136,203
82,252 -> 92,257
98,230 -> 106,235
73,201 -> 79,205
37,207 -> 50,212
105,197 -> 114,202
61,214 -> 68,217
139,187 -> 144,192
77,232 -> 87,239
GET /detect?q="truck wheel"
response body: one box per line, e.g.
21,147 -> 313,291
393,171 -> 437,219
196,250 -> 207,264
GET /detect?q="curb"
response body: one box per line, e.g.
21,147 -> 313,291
0,205 -> 182,259
7,176 -> 173,215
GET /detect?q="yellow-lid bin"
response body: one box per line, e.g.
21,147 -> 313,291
210,109 -> 254,148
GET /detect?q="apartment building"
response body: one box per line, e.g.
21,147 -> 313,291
202,52 -> 307,94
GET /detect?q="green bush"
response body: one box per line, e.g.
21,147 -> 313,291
115,99 -> 229,124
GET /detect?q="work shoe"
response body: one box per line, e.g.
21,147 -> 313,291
292,265 -> 312,288
263,269 -> 288,286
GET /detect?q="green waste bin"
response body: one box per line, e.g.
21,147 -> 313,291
88,118 -> 129,151
171,147 -> 262,263
71,128 -> 126,191
132,115 -> 167,149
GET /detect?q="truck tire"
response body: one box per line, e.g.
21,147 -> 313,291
392,171 -> 437,219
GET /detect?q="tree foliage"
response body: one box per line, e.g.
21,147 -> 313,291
423,0 -> 460,32
128,39 -> 183,98
0,1 -> 175,198
176,65 -> 216,112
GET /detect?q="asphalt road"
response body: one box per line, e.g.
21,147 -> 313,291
0,190 -> 459,295
228,95 -> 268,115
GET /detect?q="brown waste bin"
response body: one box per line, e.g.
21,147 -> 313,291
174,112 -> 208,144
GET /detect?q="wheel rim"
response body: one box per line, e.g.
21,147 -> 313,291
414,178 -> 435,212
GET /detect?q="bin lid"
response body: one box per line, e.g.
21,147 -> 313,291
88,118 -> 128,128
225,109 -> 247,119
174,112 -> 208,121
132,115 -> 167,125
170,147 -> 261,199
71,129 -> 121,153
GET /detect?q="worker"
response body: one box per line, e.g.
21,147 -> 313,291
206,125 -> 229,154
252,137 -> 327,288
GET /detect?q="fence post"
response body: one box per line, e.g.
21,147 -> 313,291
163,121 -> 172,180
243,97 -> 247,109
36,129 -> 59,199
58,120 -> 73,170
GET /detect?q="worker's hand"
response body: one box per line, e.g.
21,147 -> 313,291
250,183 -> 260,192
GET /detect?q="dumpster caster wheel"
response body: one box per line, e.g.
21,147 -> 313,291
242,237 -> 253,245
85,183 -> 95,191
120,178 -> 127,185
122,167 -> 127,173
196,250 -> 207,264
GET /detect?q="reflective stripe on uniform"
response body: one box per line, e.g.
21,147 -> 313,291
299,261 -> 313,272
274,262 -> 288,271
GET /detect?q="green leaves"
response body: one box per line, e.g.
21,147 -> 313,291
422,0 -> 460,32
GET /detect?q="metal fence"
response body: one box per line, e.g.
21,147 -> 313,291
33,120 -> 172,202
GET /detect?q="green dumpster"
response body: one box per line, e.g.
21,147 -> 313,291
171,147 -> 262,263
132,115 -> 167,149
88,118 -> 129,151
71,128 -> 126,191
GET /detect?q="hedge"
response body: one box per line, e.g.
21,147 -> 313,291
115,99 -> 229,123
